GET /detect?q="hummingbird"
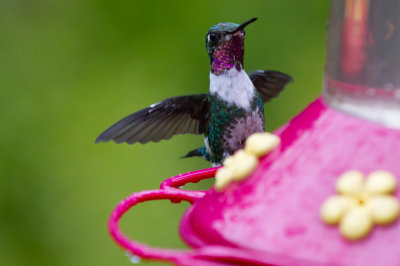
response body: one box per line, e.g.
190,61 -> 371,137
96,18 -> 292,166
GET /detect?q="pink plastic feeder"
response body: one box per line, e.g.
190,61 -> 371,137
109,1 -> 400,265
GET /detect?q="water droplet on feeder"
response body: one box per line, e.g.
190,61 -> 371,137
385,83 -> 395,90
125,251 -> 141,264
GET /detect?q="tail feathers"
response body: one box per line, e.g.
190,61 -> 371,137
182,146 -> 209,160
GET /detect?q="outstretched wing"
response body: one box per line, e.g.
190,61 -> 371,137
95,94 -> 209,144
249,70 -> 293,102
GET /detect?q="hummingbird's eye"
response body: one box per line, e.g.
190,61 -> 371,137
208,32 -> 217,43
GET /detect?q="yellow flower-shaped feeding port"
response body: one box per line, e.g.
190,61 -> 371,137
321,170 -> 400,240
214,132 -> 280,191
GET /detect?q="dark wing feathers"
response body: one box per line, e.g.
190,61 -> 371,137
95,94 -> 209,144
249,70 -> 293,102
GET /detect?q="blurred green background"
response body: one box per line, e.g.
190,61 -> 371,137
0,1 -> 329,265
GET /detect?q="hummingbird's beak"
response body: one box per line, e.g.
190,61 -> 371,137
230,17 -> 258,34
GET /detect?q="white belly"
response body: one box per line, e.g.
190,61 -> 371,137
209,68 -> 255,110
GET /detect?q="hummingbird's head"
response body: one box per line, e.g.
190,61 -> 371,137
206,18 -> 257,75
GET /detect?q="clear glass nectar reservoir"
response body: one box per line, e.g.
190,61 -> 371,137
324,0 -> 400,128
